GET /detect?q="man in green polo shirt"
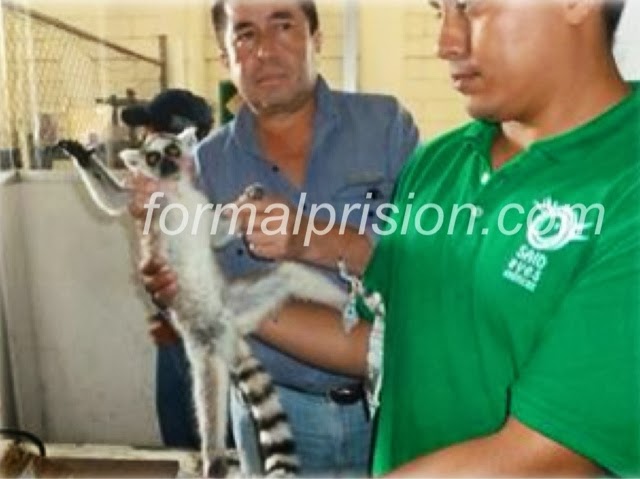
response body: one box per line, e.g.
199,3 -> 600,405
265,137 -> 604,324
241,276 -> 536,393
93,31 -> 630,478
256,0 -> 639,476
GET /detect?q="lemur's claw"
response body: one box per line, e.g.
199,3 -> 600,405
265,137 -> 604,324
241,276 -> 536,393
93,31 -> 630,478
57,140 -> 92,168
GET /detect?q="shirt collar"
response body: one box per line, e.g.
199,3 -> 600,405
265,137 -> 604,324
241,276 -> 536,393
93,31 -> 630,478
462,119 -> 498,152
532,81 -> 639,161
461,82 -> 640,163
231,75 -> 339,158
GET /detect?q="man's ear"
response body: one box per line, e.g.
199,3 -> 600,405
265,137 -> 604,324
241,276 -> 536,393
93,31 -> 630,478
219,49 -> 230,69
312,30 -> 322,54
563,0 -> 598,26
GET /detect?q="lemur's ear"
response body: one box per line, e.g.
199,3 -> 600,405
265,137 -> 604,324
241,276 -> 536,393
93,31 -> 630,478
178,126 -> 199,153
119,149 -> 144,173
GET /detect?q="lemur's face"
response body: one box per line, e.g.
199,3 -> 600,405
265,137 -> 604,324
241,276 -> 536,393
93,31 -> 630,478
120,127 -> 198,180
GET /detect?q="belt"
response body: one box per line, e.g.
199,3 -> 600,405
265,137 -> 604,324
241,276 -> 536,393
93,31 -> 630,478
326,384 -> 365,405
271,382 -> 366,405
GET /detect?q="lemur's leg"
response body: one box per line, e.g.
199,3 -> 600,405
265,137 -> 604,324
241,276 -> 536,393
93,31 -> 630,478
182,338 -> 230,477
226,275 -> 294,333
277,262 -> 348,310
225,264 -> 347,334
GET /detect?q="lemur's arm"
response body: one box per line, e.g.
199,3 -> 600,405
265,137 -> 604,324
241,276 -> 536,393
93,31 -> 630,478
57,140 -> 131,217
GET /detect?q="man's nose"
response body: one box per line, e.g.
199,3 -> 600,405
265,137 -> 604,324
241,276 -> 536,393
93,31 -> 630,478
255,30 -> 278,59
436,10 -> 470,60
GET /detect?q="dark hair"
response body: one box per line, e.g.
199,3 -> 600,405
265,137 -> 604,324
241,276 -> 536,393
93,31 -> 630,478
602,0 -> 625,45
211,0 -> 319,48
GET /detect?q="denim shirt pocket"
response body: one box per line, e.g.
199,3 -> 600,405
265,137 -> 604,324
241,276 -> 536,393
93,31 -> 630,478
331,176 -> 395,231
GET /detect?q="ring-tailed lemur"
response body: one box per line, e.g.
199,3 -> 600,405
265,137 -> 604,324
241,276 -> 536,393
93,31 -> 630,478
58,129 -> 352,477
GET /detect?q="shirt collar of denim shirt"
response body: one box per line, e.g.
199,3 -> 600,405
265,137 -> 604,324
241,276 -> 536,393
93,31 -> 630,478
230,75 -> 339,159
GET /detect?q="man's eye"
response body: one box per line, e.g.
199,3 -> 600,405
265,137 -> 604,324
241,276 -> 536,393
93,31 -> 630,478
428,1 -> 443,19
234,30 -> 254,44
275,21 -> 293,31
456,0 -> 481,13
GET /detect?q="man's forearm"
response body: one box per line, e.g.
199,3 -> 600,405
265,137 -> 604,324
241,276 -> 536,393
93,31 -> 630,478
298,220 -> 372,275
385,417 -> 601,478
255,300 -> 370,377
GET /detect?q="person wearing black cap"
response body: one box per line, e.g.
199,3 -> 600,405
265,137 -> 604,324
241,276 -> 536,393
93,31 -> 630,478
121,89 -> 213,141
130,0 -> 419,476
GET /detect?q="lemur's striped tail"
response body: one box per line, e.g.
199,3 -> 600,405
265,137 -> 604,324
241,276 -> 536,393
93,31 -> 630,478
233,340 -> 299,477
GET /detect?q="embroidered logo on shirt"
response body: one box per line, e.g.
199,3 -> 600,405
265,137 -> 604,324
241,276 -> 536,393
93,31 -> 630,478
503,198 -> 591,292
526,198 -> 590,251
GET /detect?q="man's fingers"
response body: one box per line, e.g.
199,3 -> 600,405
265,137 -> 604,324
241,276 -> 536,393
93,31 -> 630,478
139,256 -> 167,275
152,283 -> 179,308
244,231 -> 282,260
141,270 -> 178,308
224,193 -> 291,214
126,172 -> 157,192
127,173 -> 164,219
148,318 -> 180,345
142,267 -> 177,292
129,196 -> 150,218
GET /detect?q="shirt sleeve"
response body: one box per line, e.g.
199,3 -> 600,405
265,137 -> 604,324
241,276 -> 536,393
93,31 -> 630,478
511,190 -> 640,476
364,102 -> 420,245
386,102 -> 420,189
358,142 -> 428,323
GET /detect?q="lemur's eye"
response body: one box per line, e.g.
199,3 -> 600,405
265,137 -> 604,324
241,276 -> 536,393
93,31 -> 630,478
145,151 -> 162,167
164,143 -> 182,158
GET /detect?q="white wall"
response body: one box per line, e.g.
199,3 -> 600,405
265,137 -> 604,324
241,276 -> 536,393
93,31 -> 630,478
0,172 -> 22,429
0,172 -> 161,446
616,1 -> 640,80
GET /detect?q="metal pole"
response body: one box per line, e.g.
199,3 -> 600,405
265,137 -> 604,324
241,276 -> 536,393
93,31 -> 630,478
342,0 -> 359,92
159,35 -> 168,90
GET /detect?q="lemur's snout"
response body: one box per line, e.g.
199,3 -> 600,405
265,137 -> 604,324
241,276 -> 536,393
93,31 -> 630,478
159,158 -> 180,178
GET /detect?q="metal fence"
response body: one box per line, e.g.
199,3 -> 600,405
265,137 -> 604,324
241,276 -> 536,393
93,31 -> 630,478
0,1 -> 167,169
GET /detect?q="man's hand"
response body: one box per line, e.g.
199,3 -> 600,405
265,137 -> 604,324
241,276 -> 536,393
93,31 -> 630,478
226,193 -> 308,261
125,171 -> 180,306
148,312 -> 181,345
126,172 -> 181,344
126,172 -> 162,220
225,186 -> 373,274
140,256 -> 179,308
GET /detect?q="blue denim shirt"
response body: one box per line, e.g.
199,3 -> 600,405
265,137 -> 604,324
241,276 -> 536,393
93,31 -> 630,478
195,77 -> 418,393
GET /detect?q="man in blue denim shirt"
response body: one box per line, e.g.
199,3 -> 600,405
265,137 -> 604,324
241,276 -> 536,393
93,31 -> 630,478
137,0 -> 418,475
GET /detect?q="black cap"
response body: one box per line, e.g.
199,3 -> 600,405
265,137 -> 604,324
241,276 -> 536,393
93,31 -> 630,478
121,89 -> 213,138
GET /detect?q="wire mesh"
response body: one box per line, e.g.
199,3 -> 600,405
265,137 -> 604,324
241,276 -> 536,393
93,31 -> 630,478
0,1 -> 166,169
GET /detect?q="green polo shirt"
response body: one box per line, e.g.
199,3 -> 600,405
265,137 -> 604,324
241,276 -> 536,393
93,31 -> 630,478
363,83 -> 640,476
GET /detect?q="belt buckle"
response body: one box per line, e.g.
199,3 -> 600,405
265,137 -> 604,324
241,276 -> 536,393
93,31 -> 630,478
328,385 -> 362,405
